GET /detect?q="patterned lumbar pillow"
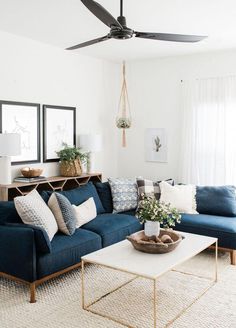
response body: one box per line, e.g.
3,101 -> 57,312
72,197 -> 97,228
136,178 -> 174,201
108,178 -> 138,213
48,192 -> 77,236
14,189 -> 58,241
159,181 -> 198,214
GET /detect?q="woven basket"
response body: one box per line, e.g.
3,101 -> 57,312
59,159 -> 82,177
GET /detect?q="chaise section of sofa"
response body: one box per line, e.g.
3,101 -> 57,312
175,214 -> 236,264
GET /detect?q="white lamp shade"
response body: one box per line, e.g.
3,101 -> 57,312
0,133 -> 21,156
79,134 -> 102,152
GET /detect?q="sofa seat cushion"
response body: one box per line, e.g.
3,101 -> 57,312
94,182 -> 113,213
37,229 -> 102,279
81,213 -> 142,247
119,210 -> 136,216
175,214 -> 236,249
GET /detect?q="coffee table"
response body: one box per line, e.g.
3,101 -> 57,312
81,231 -> 218,328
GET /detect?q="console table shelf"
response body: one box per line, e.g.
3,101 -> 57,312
0,173 -> 102,201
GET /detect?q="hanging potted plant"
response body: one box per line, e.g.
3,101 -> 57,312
56,144 -> 88,177
116,61 -> 132,147
136,196 -> 181,237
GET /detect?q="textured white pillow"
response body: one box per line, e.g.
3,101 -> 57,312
14,189 -> 58,241
72,197 -> 97,228
159,181 -> 198,214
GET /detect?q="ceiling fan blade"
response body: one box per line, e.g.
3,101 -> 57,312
81,0 -> 122,29
66,35 -> 111,50
135,32 -> 207,43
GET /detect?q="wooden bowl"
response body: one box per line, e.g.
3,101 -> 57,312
21,167 -> 43,178
127,230 -> 184,254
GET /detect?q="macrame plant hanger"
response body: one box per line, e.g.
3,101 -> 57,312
116,61 -> 132,147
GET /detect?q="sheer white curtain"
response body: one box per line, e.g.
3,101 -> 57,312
179,76 -> 236,186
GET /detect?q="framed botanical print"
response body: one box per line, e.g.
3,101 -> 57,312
43,105 -> 76,162
145,128 -> 168,163
0,100 -> 40,164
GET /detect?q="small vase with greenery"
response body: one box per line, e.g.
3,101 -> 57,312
136,195 -> 181,237
56,143 -> 89,177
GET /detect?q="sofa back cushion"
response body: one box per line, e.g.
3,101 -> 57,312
196,185 -> 236,217
94,181 -> 113,213
42,182 -> 105,214
0,201 -> 22,224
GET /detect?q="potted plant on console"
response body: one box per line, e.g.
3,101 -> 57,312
136,195 -> 181,237
57,143 -> 88,177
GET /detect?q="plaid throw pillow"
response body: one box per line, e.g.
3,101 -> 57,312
136,178 -> 174,201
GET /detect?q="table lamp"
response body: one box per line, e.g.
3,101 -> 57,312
0,133 -> 21,184
79,134 -> 102,173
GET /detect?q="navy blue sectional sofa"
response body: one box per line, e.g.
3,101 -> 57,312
0,181 -> 235,303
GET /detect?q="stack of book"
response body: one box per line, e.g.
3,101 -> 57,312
14,176 -> 47,183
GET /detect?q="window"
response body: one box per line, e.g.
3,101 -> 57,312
180,77 -> 236,185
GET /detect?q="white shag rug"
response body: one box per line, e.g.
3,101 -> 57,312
0,250 -> 236,328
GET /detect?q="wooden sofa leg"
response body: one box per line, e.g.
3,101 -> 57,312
230,250 -> 236,265
30,283 -> 36,303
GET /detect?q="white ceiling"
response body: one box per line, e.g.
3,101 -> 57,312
0,0 -> 236,61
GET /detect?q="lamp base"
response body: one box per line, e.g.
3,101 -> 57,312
0,156 -> 12,185
87,152 -> 95,173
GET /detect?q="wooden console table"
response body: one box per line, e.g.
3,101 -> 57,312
0,173 -> 102,201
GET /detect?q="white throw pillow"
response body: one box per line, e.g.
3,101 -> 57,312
159,181 -> 198,214
72,197 -> 97,228
14,189 -> 58,241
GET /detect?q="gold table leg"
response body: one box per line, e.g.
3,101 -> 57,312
153,279 -> 157,328
81,260 -> 85,309
215,240 -> 218,282
82,241 -> 218,328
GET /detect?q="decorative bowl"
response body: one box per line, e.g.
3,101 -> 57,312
127,229 -> 184,254
21,167 -> 43,178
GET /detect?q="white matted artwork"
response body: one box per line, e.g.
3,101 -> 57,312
43,105 -> 76,162
0,101 -> 40,164
145,128 -> 167,163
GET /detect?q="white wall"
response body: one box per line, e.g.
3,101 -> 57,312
0,30 -> 120,180
2,29 -> 236,183
118,50 -> 236,182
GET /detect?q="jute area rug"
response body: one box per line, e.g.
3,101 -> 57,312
0,250 -> 235,328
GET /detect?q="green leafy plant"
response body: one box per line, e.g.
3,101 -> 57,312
136,195 -> 181,228
116,117 -> 131,129
56,143 -> 88,164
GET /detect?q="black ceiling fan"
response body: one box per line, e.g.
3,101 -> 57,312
66,0 -> 207,50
